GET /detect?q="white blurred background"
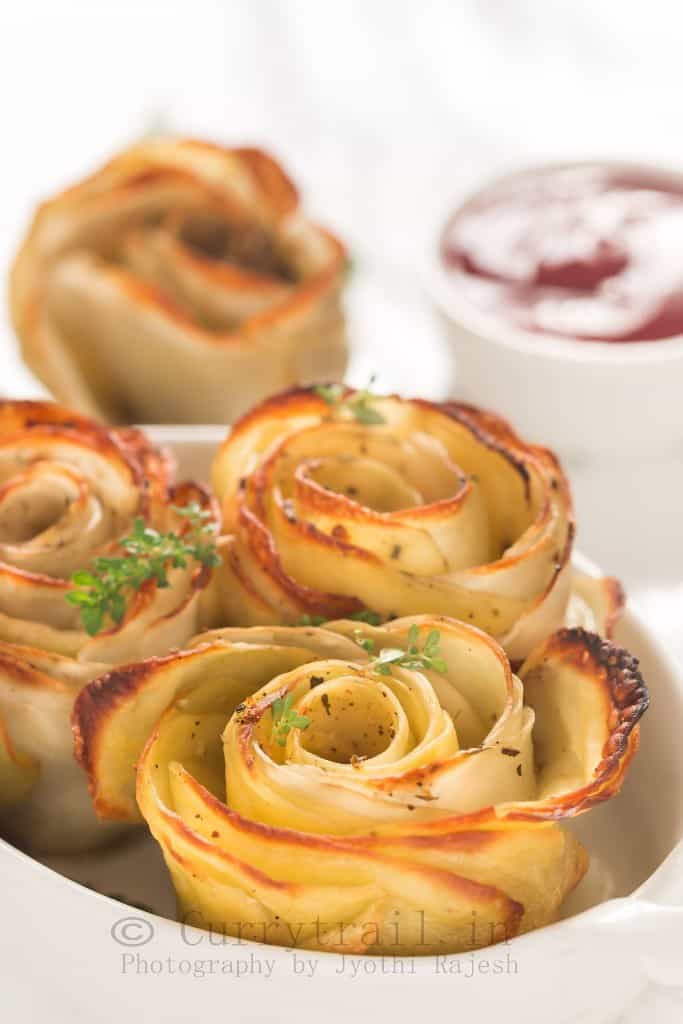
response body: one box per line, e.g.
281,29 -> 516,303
1,0 -> 682,636
7,0 -> 683,397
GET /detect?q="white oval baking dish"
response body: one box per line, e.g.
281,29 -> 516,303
1,429 -> 681,1024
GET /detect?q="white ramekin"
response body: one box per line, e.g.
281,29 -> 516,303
426,162 -> 683,460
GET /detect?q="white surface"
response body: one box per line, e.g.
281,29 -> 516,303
1,3 -> 683,1020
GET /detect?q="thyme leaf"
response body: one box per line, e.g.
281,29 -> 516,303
271,693 -> 311,747
360,624 -> 449,676
314,376 -> 386,426
66,504 -> 220,636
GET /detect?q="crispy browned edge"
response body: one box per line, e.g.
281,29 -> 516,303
0,401 -> 218,710
0,399 -> 163,589
215,385 -> 576,617
224,386 -> 570,515
506,626 -> 649,821
71,645 -> 204,816
0,398 -> 171,497
0,399 -> 217,601
73,619 -> 647,831
12,140 -> 347,359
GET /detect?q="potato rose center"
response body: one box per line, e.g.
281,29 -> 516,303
293,672 -> 407,764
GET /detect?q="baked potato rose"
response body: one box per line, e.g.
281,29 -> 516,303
10,139 -> 348,424
211,387 -> 623,660
0,401 -> 219,852
73,616 -> 647,954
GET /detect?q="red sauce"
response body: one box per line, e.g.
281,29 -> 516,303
441,165 -> 683,342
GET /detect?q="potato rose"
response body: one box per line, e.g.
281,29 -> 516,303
10,139 -> 348,424
210,387 -> 623,659
0,401 -> 219,852
73,617 -> 647,955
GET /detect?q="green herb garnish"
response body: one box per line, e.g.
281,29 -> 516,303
368,625 -> 447,676
271,693 -> 311,747
348,379 -> 386,425
296,614 -> 327,627
66,504 -> 220,636
314,376 -> 386,426
313,383 -> 345,406
349,609 -> 383,625
353,629 -> 376,655
297,608 -> 382,628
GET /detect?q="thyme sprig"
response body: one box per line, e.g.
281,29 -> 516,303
296,614 -> 327,627
349,609 -> 383,626
353,629 -> 377,655
66,502 -> 220,636
297,608 -> 383,628
356,624 -> 448,676
314,376 -> 386,425
271,693 -> 311,747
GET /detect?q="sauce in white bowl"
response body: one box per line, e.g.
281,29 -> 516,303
428,162 -> 683,459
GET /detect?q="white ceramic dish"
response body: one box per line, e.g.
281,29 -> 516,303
426,161 -> 683,460
2,430 -> 683,1024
